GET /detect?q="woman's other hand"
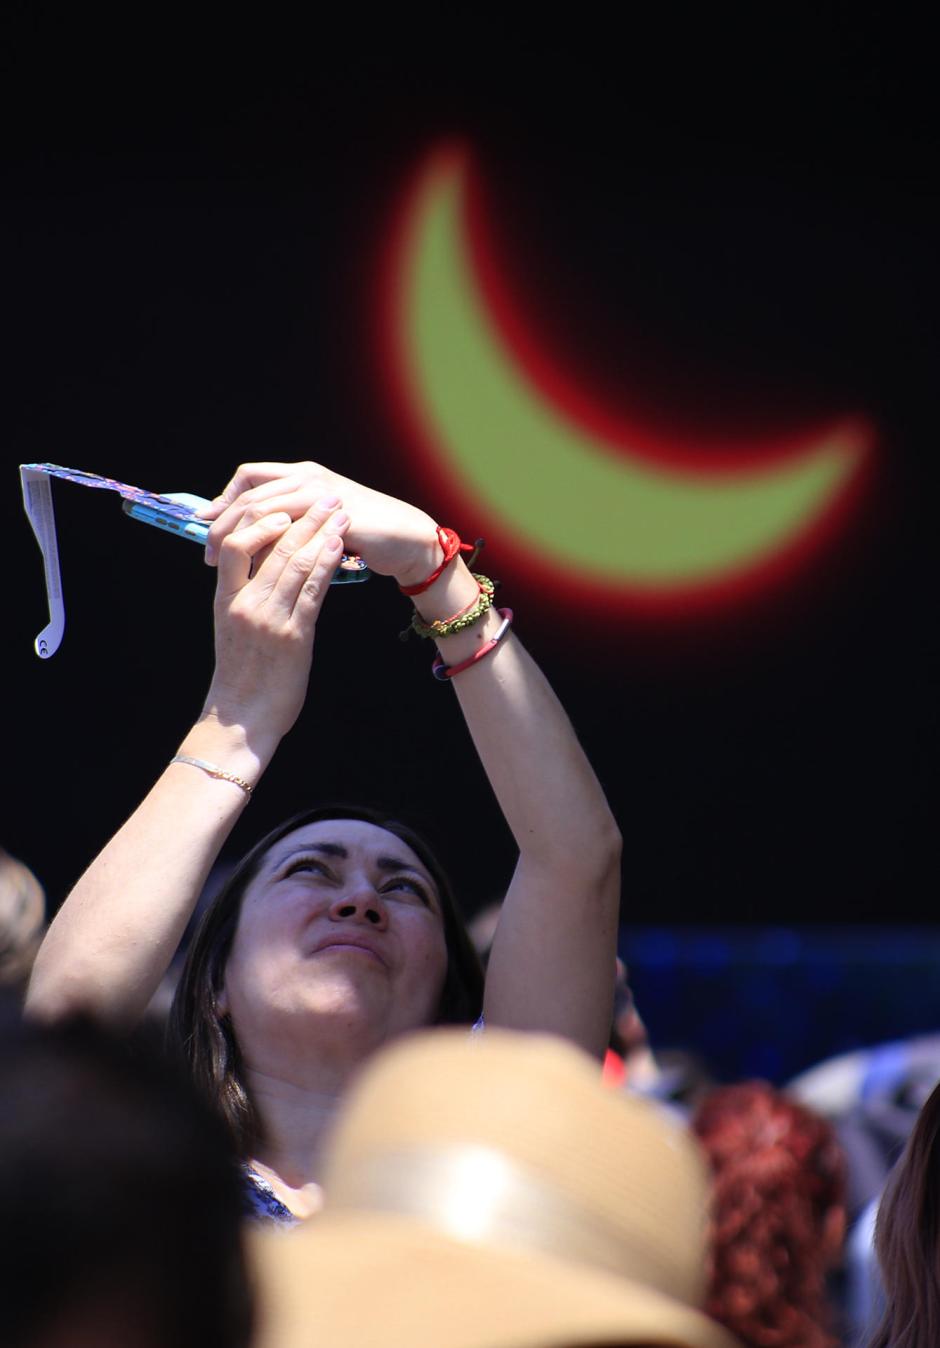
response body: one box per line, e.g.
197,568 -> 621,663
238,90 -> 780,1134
25,499 -> 350,1029
202,498 -> 349,747
200,461 -> 439,588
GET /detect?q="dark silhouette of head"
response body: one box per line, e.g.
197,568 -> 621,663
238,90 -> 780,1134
0,1003 -> 253,1348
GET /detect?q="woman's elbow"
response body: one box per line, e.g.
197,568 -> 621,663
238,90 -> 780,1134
24,960 -> 115,1026
600,814 -> 622,868
23,975 -> 72,1024
590,813 -> 622,890
541,815 -> 622,902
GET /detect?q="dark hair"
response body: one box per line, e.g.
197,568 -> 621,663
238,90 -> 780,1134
868,1080 -> 940,1348
0,1003 -> 253,1348
692,1081 -> 846,1348
168,804 -> 484,1154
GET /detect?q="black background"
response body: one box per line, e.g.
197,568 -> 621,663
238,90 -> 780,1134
3,14 -> 937,952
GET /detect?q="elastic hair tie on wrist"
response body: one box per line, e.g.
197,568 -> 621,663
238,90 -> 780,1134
170,754 -> 253,799
432,609 -> 514,681
399,527 -> 484,597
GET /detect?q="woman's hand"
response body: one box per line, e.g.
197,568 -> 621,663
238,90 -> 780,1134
200,461 -> 440,588
201,497 -> 349,745
25,496 -> 351,1030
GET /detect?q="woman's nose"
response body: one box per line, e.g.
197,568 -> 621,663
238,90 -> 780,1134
327,888 -> 388,929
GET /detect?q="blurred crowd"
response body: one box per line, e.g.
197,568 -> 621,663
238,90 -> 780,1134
4,848 -> 938,1348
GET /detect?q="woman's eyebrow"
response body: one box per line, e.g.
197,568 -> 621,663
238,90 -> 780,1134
272,841 -> 348,867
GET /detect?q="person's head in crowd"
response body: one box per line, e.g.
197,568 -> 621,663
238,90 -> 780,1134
0,847 -> 46,990
692,1081 -> 846,1348
168,803 -> 484,1155
869,1077 -> 940,1348
249,1028 -> 741,1348
0,1003 -> 254,1348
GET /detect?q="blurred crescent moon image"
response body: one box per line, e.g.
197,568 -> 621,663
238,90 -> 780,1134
386,147 -> 872,599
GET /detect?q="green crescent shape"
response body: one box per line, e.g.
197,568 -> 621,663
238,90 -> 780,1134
398,160 -> 864,586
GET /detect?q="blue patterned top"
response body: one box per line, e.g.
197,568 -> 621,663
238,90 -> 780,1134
242,1166 -> 298,1226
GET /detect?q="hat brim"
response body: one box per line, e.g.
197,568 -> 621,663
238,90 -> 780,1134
249,1210 -> 740,1348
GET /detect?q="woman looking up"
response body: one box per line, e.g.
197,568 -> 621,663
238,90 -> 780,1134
26,462 -> 622,1220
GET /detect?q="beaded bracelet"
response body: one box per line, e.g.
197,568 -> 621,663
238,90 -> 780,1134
399,586 -> 481,641
407,574 -> 496,641
398,527 -> 483,597
170,754 -> 253,798
432,609 -> 514,681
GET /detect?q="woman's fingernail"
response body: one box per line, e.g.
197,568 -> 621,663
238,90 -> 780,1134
325,533 -> 344,552
316,494 -> 341,509
268,513 -> 292,527
204,545 -> 217,566
332,512 -> 349,530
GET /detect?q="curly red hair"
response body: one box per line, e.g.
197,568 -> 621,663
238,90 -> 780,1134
691,1081 -> 846,1348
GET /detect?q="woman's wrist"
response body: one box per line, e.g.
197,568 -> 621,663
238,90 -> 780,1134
389,515 -> 447,590
180,709 -> 281,787
410,557 -> 480,618
410,559 -> 505,666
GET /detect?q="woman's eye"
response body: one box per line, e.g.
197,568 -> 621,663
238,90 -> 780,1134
383,878 -> 431,906
284,858 -> 331,879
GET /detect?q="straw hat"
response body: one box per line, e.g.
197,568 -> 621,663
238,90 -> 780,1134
250,1029 -> 739,1348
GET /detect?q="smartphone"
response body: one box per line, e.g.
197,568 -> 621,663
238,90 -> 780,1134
123,492 -> 370,583
122,491 -> 212,543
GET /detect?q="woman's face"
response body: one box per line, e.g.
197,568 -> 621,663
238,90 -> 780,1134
220,819 -> 449,1063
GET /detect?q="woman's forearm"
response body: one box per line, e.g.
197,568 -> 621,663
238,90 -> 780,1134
25,716 -> 276,1024
412,558 -> 621,870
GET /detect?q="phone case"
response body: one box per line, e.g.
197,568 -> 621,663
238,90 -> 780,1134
123,494 -> 211,543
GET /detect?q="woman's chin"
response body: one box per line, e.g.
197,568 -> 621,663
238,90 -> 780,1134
237,972 -> 436,1050
290,975 -> 392,1030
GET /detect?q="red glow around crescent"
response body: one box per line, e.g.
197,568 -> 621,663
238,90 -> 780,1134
378,144 -> 875,622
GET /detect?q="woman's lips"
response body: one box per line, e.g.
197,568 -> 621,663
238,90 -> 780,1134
310,934 -> 387,966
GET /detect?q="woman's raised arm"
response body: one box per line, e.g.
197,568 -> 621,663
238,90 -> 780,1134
204,463 -> 622,1058
25,502 -> 349,1025
409,554 -> 622,1060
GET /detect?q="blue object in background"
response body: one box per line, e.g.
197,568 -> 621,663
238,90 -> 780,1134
621,926 -> 940,1084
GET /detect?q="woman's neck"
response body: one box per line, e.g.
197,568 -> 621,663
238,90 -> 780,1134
241,1027 -> 383,1211
236,1009 -> 396,1213
246,1065 -> 346,1186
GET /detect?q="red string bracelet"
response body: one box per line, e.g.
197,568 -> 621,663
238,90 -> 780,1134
399,527 -> 482,597
432,609 -> 514,681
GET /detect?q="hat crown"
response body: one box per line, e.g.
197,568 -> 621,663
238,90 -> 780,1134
323,1029 -> 709,1309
